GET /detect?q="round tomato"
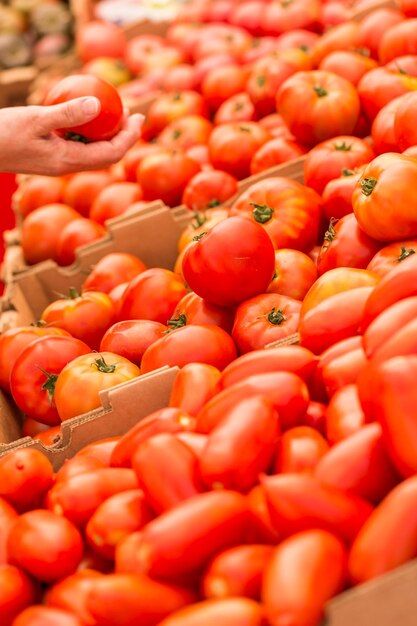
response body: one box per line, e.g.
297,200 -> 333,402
182,170 -> 238,212
214,92 -> 256,125
10,335 -> 91,425
63,170 -> 113,216
371,96 -> 404,155
310,22 -> 360,67
76,20 -> 126,63
250,136 -> 307,175
138,150 -> 200,207
0,448 -> 53,513
357,7 -> 404,59
82,252 -> 146,294
378,19 -> 417,64
122,142 -> 164,182
100,320 -> 166,366
208,122 -> 270,179
267,249 -> 318,301
158,115 -> 213,151
261,0 -> 321,35
393,91 -> 417,151
44,75 -> 123,142
246,56 -> 298,118
201,64 -> 248,112
142,90 -> 207,139
357,67 -> 417,123
319,50 -> 377,86
367,240 -> 417,277
16,175 -> 67,218
177,209 -> 230,253
0,564 -> 39,626
274,426 -> 329,475
168,292 -> 235,334
89,182 -> 143,225
182,216 -> 275,307
55,218 -> 107,266
321,168 -> 364,222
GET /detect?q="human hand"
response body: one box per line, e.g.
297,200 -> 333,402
0,97 -> 143,176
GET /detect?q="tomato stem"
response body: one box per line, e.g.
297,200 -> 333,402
257,75 -> 266,87
165,313 -> 188,332
342,168 -> 354,176
65,132 -> 91,144
68,287 -> 80,300
93,356 -> 117,373
207,198 -> 221,208
360,177 -> 377,196
191,212 -> 208,229
172,130 -> 181,140
38,366 -> 59,404
267,307 -> 286,325
397,247 -> 416,262
313,85 -> 327,97
250,202 -> 274,223
334,141 -> 352,151
323,217 -> 338,247
193,232 -> 207,241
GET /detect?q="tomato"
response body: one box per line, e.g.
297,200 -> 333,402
0,564 -> 39,626
326,384 -> 365,443
89,182 -> 143,224
86,490 -> 152,560
357,67 -> 417,123
400,0 -> 417,16
182,170 -> 238,212
263,530 -> 347,626
122,142 -> 164,182
304,136 -> 375,195
8,510 -> 83,583
16,175 -> 66,218
261,0 -> 321,35
319,50 -> 378,86
370,96 -> 403,155
262,474 -> 373,544
168,363 -> 220,417
232,293 -> 301,354
393,91 -> 417,152
123,33 -> 164,73
162,64 -> 197,92
55,218 -> 106,266
168,292 -> 235,334
258,113 -> 294,139
267,249 -> 317,301
21,203 -> 80,265
115,490 -> 248,581
132,434 -> 204,515
378,19 -> 417,64
82,252 -> 146,294
219,345 -> 317,390
45,570 -> 102,626
54,351 -> 140,421
182,217 -> 275,307
63,170 -> 112,216
76,20 -> 126,63
141,324 -> 237,374
208,122 -> 271,179
214,92 -> 256,125
321,168 -> 363,222
100,320 -> 166,367
311,21 -> 360,66
277,71 -> 360,148
0,497 -> 17,565
0,449 -> 53,513
56,457 -> 106,484
86,573 -> 195,626
108,282 -> 129,315
202,65 -> 248,112
10,335 -> 91,425
250,136 -> 307,175
111,407 -> 196,469
157,598 -> 265,626
142,90 -> 207,139
192,25 -> 252,62
45,75 -> 123,142
246,485 -> 281,545
12,606 -> 83,626
199,395 -> 279,492
197,371 -> 309,434
74,437 -> 120,466
367,240 -> 417,279
230,177 -> 321,253
158,115 -> 213,152
177,209 -> 230,253
246,56 -> 298,118
357,7 -> 404,59
138,150 -> 200,207
301,401 -> 327,435
321,344 -> 368,397
349,475 -> 417,584
274,426 -> 329,475
317,214 -> 382,275
41,289 -> 115,351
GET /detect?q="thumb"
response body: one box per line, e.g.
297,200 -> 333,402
41,96 -> 101,131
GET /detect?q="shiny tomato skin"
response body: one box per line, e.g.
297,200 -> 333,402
7,510 -> 83,583
362,296 -> 417,361
371,96 -> 404,155
313,335 -> 363,398
0,564 -> 39,626
177,209 -> 230,254
56,457 -> 106,484
157,115 -> 213,152
394,91 -> 417,151
182,169 -> 238,212
45,570 -> 101,626
16,176 -> 67,218
89,182 -> 143,225
10,335 -> 91,426
246,485 -> 281,545
138,150 -> 201,207
230,177 -> 321,253
63,170 -> 113,217
0,498 -> 18,565
55,218 -> 107,266
182,217 -> 275,307
214,92 -> 256,125
0,449 -> 53,513
268,249 -> 318,301
274,426 -> 329,475
100,320 -> 166,366
321,345 -> 368,398
232,293 -> 302,354
357,66 -> 417,123
41,290 -> 116,351
169,292 -> 236,334
246,56 -> 299,118
367,240 -> 417,278
208,122 -> 271,179
119,268 -> 187,325
45,74 -> 123,141
318,50 -> 377,86
263,530 -> 347,626
250,136 -> 307,175
378,19 -> 417,64
301,401 -> 327,435
169,363 -> 221,417
156,598 -> 265,626
54,351 -> 140,421
82,252 -> 147,294
325,384 -> 366,445
141,324 -> 237,374
11,606 -> 83,626
357,7 -> 404,59
321,169 -> 362,222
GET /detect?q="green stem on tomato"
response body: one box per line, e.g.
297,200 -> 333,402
39,367 -> 59,404
360,177 -> 377,196
250,202 -> 274,224
165,313 -> 187,332
397,247 -> 416,262
93,356 -> 117,373
267,307 -> 286,325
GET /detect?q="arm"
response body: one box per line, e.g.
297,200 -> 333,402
0,96 -> 143,176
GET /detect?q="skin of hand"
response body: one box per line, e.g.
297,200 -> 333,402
0,96 -> 144,176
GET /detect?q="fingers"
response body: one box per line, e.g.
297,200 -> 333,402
38,97 -> 101,132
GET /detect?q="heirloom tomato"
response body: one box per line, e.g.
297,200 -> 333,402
208,122 -> 270,179
182,169 -> 238,212
357,67 -> 417,122
100,320 -> 166,366
82,252 -> 146,294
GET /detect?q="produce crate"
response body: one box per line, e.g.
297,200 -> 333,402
0,66 -> 38,109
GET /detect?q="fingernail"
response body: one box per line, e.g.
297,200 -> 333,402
81,97 -> 100,117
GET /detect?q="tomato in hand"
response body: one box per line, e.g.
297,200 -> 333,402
0,449 -> 53,513
45,74 -> 123,141
169,363 -> 221,417
100,320 -> 166,366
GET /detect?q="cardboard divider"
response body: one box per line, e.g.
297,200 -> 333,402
349,0 -> 399,21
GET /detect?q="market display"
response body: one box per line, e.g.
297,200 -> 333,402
2,0 -> 417,624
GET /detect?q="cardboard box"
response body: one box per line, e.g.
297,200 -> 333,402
0,66 -> 38,109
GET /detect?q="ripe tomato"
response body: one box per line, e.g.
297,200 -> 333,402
321,168 -> 363,222
371,96 -> 404,155
8,510 -> 83,583
378,19 -> 417,64
45,75 -> 123,142
261,0 -> 321,35
169,292 -> 235,334
100,320 -> 166,367
0,564 -> 39,626
45,569 -> 102,624
182,170 -> 238,212
320,344 -> 367,397
268,249 -> 318,301
142,90 -> 207,139
301,401 -> 327,435
304,136 -> 375,195
82,252 -> 146,294
310,21 -> 360,66
357,7 -> 404,59
12,606 -> 83,626
162,64 -> 197,92
393,91 -> 417,151
122,142 -> 164,182
325,384 -> 367,445
76,20 -> 126,63
319,50 -> 377,86
41,289 -> 115,351
367,240 -> 417,278
208,122 -> 270,179
158,115 -> 213,151
21,203 -> 80,265
169,363 -> 221,417
177,209 -> 230,253
277,70 -> 361,148
353,153 -> 417,241
89,182 -> 143,225
0,497 -> 17,565
263,530 -> 347,626
141,324 -> 237,374
214,92 -> 256,125
157,598 -> 264,626
258,113 -> 294,139
119,268 -> 187,324
362,296 -> 417,361
0,449 -> 53,513
16,175 -> 67,218
54,352 -> 140,421
63,170 -> 112,216
55,218 -> 107,266
274,426 -> 329,475
138,150 -> 200,207
357,67 -> 417,123
201,64 -> 248,112
250,136 -> 307,175
246,56 -> 298,118
10,335 -> 91,426
231,178 -> 321,253
232,293 -> 301,354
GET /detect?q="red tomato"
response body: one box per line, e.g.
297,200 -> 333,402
319,50 -> 377,86
199,395 -> 279,492
45,75 -> 123,142
10,335 -> 91,425
301,401 -> 327,435
250,136 -> 307,175
182,170 -> 238,212
56,456 -> 106,484
263,530 -> 347,626
275,29 -> 320,52
0,449 -> 53,513
162,64 -> 197,92
326,384 -> 365,442
321,344 -> 368,397
232,293 -> 301,354
21,203 -> 80,265
75,437 -> 120,466
100,320 -> 166,366
63,170 -> 112,217
122,142 -> 164,182
138,150 -> 200,207
214,92 -> 256,125
267,249 -> 318,301
378,19 -> 417,64
246,485 -> 281,545
230,177 -> 322,253
357,66 -> 417,122
262,474 -> 373,544
202,65 -> 248,112
182,216 -> 275,307
86,490 -> 152,559
45,570 -> 102,626
177,209 -> 230,253
0,564 -> 39,626
124,33 -> 164,74
261,0 -> 321,35
89,182 -> 143,224
310,22 -> 360,67
197,371 -> 309,434
0,497 -> 17,565
304,136 -> 375,195
357,7 -> 404,59
258,113 -> 294,139
54,351 -> 139,421
169,292 -> 235,334
158,115 -> 213,151
169,363 -> 221,417
277,71 -> 361,148
367,240 -> 417,278
82,252 -> 146,294
142,90 -> 207,139
157,598 -> 265,626
16,176 -> 67,218
12,606 -> 83,626
371,96 -> 404,155
208,122 -> 271,179
349,475 -> 417,584
274,426 -> 329,475
76,20 -> 126,63
55,218 -> 106,266
8,510 -> 83,583
141,324 -> 237,374
115,491 -> 248,581
321,168 -> 363,222
246,56 -> 298,118
394,91 -> 417,151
